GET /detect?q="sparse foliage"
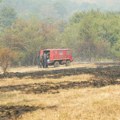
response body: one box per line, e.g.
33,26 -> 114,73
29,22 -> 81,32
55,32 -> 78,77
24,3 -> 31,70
0,48 -> 16,73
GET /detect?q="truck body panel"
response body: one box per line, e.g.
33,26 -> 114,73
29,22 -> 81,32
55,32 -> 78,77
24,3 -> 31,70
39,49 -> 73,66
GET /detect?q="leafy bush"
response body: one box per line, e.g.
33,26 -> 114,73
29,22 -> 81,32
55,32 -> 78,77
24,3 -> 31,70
0,48 -> 16,73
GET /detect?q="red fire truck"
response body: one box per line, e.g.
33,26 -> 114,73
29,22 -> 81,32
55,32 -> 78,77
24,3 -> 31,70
39,49 -> 73,67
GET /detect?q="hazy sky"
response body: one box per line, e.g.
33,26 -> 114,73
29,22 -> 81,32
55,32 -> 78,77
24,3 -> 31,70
73,0 -> 120,5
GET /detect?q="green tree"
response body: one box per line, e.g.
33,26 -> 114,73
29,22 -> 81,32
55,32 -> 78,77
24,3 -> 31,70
0,6 -> 17,31
112,39 -> 120,59
1,18 -> 60,65
61,11 -> 113,60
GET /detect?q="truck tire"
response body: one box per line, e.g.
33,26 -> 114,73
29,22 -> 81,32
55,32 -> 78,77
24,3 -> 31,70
66,60 -> 71,66
54,61 -> 60,67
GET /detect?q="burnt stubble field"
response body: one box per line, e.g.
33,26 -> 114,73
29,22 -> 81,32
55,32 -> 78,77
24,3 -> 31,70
0,64 -> 120,120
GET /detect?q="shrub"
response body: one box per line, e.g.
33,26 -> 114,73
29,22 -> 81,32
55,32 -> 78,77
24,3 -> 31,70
0,48 -> 16,74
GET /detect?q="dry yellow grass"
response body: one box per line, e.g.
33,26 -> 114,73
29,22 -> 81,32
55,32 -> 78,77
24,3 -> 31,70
0,73 -> 120,120
19,86 -> 120,120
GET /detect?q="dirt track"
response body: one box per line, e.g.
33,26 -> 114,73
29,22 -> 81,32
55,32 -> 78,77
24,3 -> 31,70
0,65 -> 120,79
0,62 -> 120,78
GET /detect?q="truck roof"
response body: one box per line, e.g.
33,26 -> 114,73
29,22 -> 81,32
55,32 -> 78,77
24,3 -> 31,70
43,49 -> 71,51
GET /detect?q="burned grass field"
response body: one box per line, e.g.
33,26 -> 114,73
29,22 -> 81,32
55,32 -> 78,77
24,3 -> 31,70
0,65 -> 120,120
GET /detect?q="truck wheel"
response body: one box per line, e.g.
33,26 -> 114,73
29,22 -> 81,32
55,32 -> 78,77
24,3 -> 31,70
54,61 -> 59,67
66,60 -> 71,66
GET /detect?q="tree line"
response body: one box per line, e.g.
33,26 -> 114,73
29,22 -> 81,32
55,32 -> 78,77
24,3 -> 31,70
0,6 -> 120,73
